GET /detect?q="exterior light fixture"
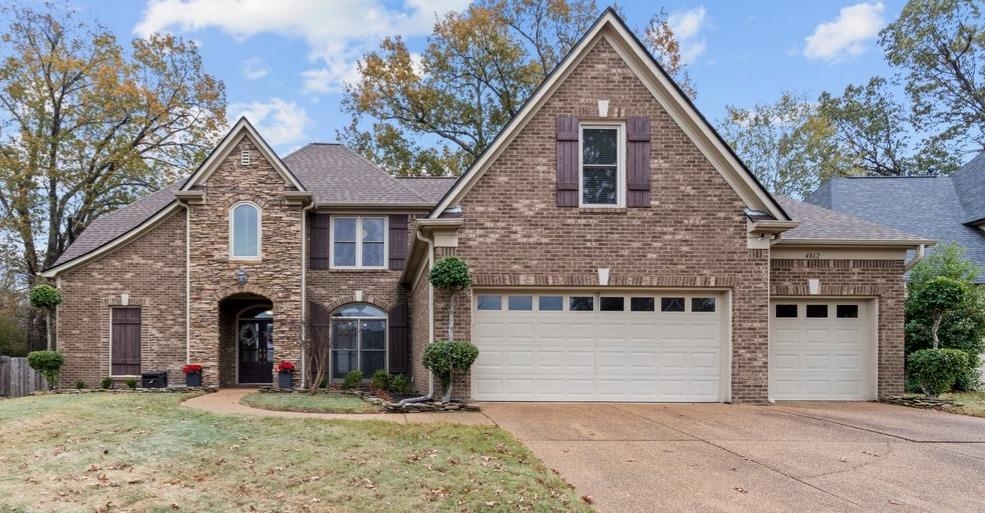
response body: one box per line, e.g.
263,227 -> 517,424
236,268 -> 248,285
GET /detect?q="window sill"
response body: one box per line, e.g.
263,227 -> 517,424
326,267 -> 392,273
577,207 -> 628,215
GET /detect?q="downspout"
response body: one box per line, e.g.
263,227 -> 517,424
299,202 -> 315,389
904,244 -> 926,272
399,228 -> 435,404
178,201 -> 191,364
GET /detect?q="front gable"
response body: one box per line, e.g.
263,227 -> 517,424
430,9 -> 790,225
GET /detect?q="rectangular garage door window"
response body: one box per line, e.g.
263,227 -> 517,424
631,297 -> 655,311
508,295 -> 533,311
600,297 -> 625,311
477,295 -> 502,310
775,304 -> 798,318
806,304 -> 829,318
539,296 -> 563,311
836,304 -> 859,318
692,298 -> 716,312
661,297 -> 685,312
570,296 -> 594,311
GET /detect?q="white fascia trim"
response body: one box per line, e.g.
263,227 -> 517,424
41,202 -> 181,277
429,12 -> 788,221
774,238 -> 936,248
181,117 -> 306,192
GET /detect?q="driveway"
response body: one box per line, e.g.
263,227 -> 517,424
481,402 -> 985,513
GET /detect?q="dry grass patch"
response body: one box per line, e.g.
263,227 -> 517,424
0,393 -> 592,513
941,391 -> 985,418
241,391 -> 379,414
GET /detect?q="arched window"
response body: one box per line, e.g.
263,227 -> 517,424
230,202 -> 260,259
331,303 -> 387,379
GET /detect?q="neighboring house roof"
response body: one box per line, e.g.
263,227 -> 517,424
806,153 -> 985,282
428,8 -> 790,222
50,183 -> 181,269
777,197 -> 934,245
283,144 -> 432,206
395,177 -> 459,203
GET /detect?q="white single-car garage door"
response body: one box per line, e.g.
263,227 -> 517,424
471,291 -> 726,402
769,299 -> 874,401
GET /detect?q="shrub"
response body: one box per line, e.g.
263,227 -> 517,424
422,340 -> 479,402
0,317 -> 28,357
318,376 -> 329,389
75,381 -> 86,390
908,348 -> 971,397
125,378 -> 138,389
28,284 -> 62,310
371,369 -> 392,391
100,377 -> 113,390
428,256 -> 472,291
342,370 -> 362,390
391,373 -> 411,395
26,350 -> 64,389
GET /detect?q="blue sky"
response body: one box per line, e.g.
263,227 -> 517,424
66,0 -> 905,155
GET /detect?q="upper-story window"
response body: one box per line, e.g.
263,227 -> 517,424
331,216 -> 387,269
580,124 -> 624,207
230,202 -> 261,259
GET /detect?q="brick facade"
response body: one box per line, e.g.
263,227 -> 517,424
770,258 -> 907,398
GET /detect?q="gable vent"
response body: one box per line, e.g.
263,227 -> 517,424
240,148 -> 251,166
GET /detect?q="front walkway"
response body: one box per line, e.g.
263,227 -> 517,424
182,388 -> 494,425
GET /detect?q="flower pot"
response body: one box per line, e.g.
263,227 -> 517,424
185,372 -> 202,388
278,371 -> 293,390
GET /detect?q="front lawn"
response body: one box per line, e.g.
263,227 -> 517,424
241,391 -> 379,414
941,391 -> 985,418
0,393 -> 591,513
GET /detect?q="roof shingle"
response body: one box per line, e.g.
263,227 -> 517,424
778,196 -> 933,243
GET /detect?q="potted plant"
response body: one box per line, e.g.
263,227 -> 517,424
275,360 -> 296,390
182,363 -> 203,387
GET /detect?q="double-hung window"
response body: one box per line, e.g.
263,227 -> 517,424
580,124 -> 624,207
331,216 -> 387,269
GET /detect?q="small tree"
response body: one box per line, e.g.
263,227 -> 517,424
27,350 -> 64,390
29,285 -> 62,351
422,340 -> 479,403
300,313 -> 332,395
429,256 -> 472,340
909,277 -> 967,349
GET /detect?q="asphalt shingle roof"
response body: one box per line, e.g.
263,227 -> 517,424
395,177 -> 458,203
778,196 -> 932,243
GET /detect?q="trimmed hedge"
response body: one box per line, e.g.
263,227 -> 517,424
908,348 -> 971,397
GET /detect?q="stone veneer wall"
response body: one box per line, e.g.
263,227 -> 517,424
187,135 -> 304,387
770,258 -> 907,398
436,37 -> 771,403
57,211 -> 187,388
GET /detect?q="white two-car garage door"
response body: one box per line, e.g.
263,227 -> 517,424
769,299 -> 874,401
471,291 -> 726,402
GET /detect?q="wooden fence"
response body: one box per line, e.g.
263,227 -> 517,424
0,356 -> 47,398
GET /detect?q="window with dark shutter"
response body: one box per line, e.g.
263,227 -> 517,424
556,116 -> 579,207
388,214 -> 409,270
626,116 -> 651,207
111,307 -> 141,376
388,303 -> 409,374
310,214 -> 331,269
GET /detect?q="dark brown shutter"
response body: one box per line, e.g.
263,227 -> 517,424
388,302 -> 409,374
556,115 -> 579,207
388,214 -> 409,270
111,308 -> 141,376
626,116 -> 652,208
310,214 -> 331,269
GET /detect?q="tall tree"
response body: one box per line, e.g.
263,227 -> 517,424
640,9 -> 697,100
719,92 -> 847,198
0,3 -> 226,281
881,0 -> 985,153
341,1 -> 696,176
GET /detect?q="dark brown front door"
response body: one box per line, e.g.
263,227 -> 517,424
238,317 -> 273,384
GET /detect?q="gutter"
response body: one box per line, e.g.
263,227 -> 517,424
774,238 -> 937,248
400,228 -> 436,404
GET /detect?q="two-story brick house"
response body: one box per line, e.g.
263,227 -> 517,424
43,10 -> 931,403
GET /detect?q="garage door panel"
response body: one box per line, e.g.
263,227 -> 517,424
473,291 -> 725,402
770,300 -> 871,401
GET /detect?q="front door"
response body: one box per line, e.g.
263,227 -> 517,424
238,314 -> 273,384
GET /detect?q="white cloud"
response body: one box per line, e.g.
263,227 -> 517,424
803,2 -> 885,61
242,57 -> 269,80
135,0 -> 469,94
668,6 -> 708,65
228,98 -> 311,146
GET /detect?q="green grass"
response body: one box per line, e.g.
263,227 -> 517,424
0,393 -> 592,513
941,391 -> 985,418
240,391 -> 380,414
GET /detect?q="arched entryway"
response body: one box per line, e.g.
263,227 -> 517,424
218,293 -> 274,386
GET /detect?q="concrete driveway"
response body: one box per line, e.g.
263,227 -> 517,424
481,402 -> 985,513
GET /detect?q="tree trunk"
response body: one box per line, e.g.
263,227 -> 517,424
447,289 -> 456,340
932,314 -> 942,349
441,377 -> 453,403
46,311 -> 52,351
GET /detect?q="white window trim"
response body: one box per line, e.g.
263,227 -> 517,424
229,201 -> 262,261
109,306 -> 141,378
329,216 -> 388,270
330,305 -> 389,380
578,122 -> 626,208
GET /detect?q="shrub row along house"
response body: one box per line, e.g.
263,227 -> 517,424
42,10 -> 932,403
